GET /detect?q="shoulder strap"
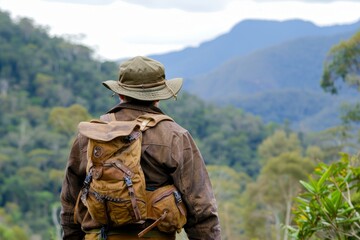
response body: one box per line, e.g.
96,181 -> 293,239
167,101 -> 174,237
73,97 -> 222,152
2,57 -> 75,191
136,113 -> 173,131
99,113 -> 172,129
100,113 -> 116,122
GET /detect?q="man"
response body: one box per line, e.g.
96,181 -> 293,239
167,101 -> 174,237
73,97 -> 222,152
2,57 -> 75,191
60,56 -> 221,239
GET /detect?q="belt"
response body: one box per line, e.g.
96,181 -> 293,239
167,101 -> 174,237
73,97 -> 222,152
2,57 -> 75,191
84,224 -> 176,239
118,220 -> 156,230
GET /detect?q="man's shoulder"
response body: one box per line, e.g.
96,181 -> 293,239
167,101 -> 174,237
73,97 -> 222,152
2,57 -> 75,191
156,117 -> 188,134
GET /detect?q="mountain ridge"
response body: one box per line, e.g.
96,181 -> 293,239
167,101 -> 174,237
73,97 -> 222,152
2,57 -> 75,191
148,19 -> 360,130
149,19 -> 360,79
190,31 -> 357,99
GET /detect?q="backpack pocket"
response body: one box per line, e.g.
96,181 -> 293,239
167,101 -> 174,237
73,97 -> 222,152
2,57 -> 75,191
83,174 -> 147,226
146,185 -> 187,233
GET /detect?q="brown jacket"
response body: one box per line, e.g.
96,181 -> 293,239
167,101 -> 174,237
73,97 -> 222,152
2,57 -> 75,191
60,102 -> 221,240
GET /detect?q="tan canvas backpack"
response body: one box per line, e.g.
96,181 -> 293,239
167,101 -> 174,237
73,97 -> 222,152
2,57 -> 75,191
74,113 -> 187,237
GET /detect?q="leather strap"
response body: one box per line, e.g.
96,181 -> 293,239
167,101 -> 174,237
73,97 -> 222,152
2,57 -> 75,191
136,114 -> 173,131
124,176 -> 142,221
100,113 -> 116,122
138,210 -> 168,238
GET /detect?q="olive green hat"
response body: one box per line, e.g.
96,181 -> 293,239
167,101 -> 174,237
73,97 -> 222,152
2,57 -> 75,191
102,56 -> 183,101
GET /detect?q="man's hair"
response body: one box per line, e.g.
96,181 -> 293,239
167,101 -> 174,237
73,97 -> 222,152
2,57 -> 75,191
121,95 -> 157,106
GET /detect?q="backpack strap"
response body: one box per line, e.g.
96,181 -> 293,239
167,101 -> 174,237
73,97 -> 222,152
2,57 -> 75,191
136,113 -> 173,131
100,113 -> 116,122
99,113 -> 172,130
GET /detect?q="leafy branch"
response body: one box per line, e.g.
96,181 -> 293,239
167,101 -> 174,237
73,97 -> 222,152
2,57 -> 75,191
288,153 -> 360,239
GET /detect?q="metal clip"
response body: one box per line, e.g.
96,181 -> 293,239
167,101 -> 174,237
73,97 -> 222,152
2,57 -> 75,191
83,173 -> 92,187
124,176 -> 133,187
173,191 -> 182,204
100,225 -> 108,240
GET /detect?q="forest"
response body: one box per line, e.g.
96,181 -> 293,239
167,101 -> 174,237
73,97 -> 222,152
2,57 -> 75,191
0,9 -> 360,239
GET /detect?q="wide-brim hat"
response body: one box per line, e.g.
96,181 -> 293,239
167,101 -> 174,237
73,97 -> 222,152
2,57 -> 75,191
103,56 -> 183,101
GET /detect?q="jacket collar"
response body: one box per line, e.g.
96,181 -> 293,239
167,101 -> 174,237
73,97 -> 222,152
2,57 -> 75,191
106,102 -> 164,114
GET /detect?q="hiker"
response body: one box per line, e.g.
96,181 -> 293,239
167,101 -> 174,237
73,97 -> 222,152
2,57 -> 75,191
60,56 -> 221,240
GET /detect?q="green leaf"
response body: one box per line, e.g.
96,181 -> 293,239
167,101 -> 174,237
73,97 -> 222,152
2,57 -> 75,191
295,196 -> 310,205
317,164 -> 333,190
323,196 -> 336,215
331,190 -> 342,211
339,152 -> 350,165
338,206 -> 356,215
336,216 -> 360,224
300,180 -> 316,194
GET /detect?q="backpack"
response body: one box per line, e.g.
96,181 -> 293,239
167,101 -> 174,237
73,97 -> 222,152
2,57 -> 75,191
74,113 -> 187,237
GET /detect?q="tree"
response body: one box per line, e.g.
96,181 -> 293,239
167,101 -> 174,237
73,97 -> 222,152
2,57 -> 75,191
207,165 -> 251,239
0,204 -> 29,240
48,104 -> 91,137
321,31 -> 360,95
243,152 -> 315,240
320,31 -> 360,143
241,130 -> 324,240
257,130 -> 302,164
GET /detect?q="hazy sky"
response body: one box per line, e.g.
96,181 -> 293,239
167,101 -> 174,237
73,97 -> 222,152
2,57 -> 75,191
0,0 -> 359,60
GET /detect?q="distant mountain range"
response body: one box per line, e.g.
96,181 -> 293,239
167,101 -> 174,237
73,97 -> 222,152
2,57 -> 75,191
149,19 -> 360,131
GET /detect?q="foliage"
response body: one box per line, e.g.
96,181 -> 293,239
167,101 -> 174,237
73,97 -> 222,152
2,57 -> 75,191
257,130 -> 302,164
320,31 -> 360,143
289,153 -> 360,239
242,130 -> 317,240
48,104 -> 91,137
207,165 -> 251,239
321,31 -> 360,95
0,205 -> 29,240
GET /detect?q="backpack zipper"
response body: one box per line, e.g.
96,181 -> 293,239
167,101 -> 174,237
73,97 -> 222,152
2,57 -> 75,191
152,187 -> 176,204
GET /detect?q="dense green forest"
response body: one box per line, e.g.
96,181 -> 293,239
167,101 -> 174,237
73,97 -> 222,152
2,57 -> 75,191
0,10 -> 359,239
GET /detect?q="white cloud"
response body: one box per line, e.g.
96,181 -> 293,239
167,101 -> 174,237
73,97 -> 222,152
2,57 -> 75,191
120,0 -> 234,12
42,0 -> 234,11
0,0 -> 359,60
43,0 -> 359,12
255,0 -> 357,2
44,0 -> 116,5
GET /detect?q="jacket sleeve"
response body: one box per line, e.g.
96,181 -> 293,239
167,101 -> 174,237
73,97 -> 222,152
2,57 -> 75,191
60,134 -> 87,240
170,131 -> 221,240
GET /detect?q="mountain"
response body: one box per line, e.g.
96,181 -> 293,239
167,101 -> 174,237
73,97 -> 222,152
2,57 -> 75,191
149,19 -> 360,79
148,19 -> 360,131
190,31 -> 356,99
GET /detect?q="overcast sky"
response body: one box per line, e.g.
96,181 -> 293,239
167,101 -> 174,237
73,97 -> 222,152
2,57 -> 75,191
0,0 -> 359,60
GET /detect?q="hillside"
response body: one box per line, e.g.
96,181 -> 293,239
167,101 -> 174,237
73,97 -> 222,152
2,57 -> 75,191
0,10 -> 272,239
2,8 -> 360,240
0,8 -> 268,169
194,31 -> 360,130
190,32 -> 354,97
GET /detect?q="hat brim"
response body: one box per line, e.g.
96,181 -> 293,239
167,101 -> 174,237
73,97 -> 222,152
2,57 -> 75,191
102,78 -> 183,101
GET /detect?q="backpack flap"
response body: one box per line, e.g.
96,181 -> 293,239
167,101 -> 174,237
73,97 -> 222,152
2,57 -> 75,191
78,120 -> 139,141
